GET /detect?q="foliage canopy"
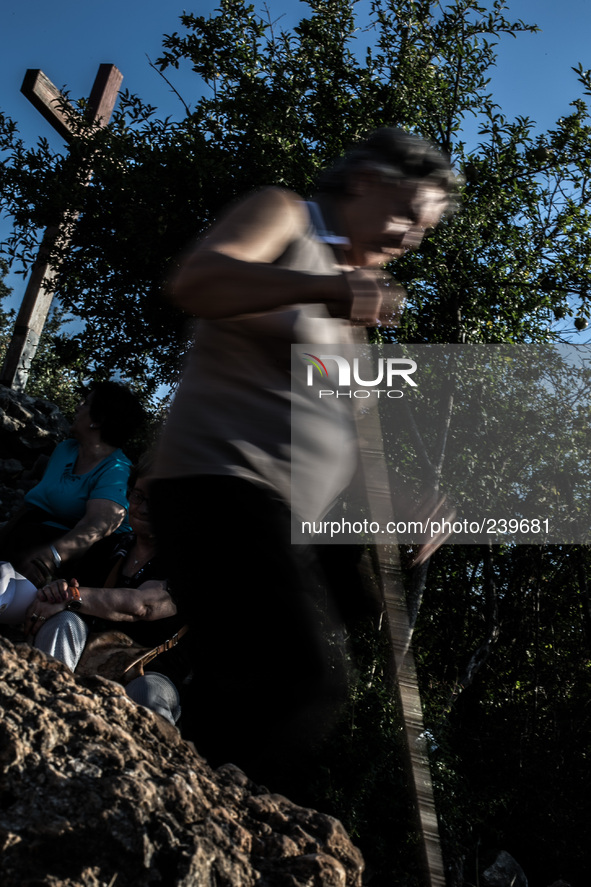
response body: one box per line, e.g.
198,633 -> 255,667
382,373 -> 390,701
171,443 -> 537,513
2,0 -> 591,396
2,1 -> 591,883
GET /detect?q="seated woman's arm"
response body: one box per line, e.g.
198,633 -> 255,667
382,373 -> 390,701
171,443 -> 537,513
24,578 -> 176,637
18,498 -> 126,586
70,580 -> 176,622
51,499 -> 126,562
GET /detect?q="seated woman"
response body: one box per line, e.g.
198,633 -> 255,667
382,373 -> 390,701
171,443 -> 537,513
23,464 -> 188,727
0,381 -> 145,587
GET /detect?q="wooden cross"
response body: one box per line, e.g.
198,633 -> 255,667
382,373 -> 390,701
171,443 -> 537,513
1,64 -> 123,392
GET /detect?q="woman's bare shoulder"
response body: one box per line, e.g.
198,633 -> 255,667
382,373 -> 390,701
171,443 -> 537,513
200,187 -> 309,263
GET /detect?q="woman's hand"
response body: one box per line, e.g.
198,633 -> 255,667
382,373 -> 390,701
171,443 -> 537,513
36,579 -> 73,604
329,269 -> 406,326
24,597 -> 68,638
16,550 -> 56,588
17,499 -> 124,586
25,579 -> 80,635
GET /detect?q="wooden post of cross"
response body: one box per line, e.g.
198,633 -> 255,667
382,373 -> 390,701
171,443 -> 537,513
0,63 -> 123,392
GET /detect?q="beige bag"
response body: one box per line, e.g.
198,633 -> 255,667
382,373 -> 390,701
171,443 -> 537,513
75,626 -> 189,685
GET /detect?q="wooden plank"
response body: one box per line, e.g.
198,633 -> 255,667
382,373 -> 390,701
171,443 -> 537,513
86,63 -> 123,125
20,69 -> 73,141
5,65 -> 124,391
356,381 -> 447,887
380,550 -> 447,887
0,227 -> 59,391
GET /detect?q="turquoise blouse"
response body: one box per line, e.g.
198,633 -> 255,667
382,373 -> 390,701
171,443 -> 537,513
24,439 -> 132,533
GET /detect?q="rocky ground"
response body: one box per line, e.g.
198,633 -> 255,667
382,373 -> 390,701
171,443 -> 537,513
0,385 -> 69,522
0,637 -> 364,887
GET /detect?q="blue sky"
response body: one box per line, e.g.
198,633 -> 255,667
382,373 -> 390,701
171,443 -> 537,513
3,0 -> 591,150
2,0 -> 591,330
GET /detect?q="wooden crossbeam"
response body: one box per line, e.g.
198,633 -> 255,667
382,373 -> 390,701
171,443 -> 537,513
21,69 -> 73,141
86,64 -> 124,126
21,64 -> 123,140
2,64 -> 123,391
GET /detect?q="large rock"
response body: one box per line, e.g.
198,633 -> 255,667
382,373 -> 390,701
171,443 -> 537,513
0,386 -> 69,521
482,851 -> 528,887
0,638 -> 364,886
0,386 -> 68,461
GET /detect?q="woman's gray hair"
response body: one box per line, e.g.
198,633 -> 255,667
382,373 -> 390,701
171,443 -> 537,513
317,127 -> 459,197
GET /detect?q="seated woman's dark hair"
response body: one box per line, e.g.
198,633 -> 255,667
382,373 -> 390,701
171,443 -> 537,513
88,382 -> 146,449
317,127 -> 459,197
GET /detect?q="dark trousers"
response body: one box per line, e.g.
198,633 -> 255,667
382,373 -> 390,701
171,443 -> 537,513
151,476 -> 349,793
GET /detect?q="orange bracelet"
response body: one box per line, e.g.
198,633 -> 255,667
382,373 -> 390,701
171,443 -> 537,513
66,585 -> 82,612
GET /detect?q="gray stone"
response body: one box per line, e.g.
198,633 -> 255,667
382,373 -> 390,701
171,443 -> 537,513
483,850 -> 528,887
0,638 -> 364,886
0,459 -> 24,477
0,386 -> 68,519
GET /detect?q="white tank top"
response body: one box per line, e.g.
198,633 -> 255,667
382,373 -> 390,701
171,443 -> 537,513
152,201 -> 356,522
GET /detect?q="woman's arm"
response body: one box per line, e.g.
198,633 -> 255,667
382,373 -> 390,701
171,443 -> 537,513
25,578 -> 176,636
51,499 -> 126,562
76,580 -> 176,622
18,499 -> 126,586
167,187 -> 383,321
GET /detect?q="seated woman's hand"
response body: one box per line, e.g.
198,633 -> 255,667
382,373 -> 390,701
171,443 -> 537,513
37,579 -> 71,604
24,597 -> 68,638
17,548 -> 56,588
